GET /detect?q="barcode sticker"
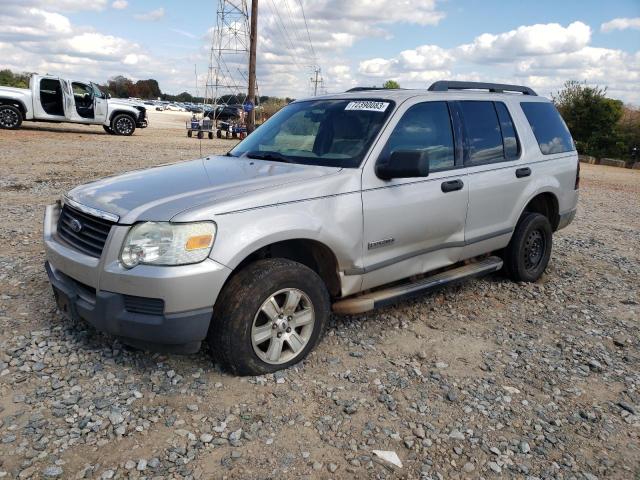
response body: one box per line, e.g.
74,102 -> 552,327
345,101 -> 389,112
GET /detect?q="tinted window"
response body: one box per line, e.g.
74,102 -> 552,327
495,102 -> 519,160
460,101 -> 503,164
521,102 -> 575,154
384,101 -> 455,171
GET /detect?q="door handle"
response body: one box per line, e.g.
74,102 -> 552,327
516,167 -> 531,178
441,179 -> 464,193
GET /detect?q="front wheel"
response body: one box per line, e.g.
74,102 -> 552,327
111,113 -> 136,136
0,105 -> 22,129
208,259 -> 330,375
503,212 -> 552,282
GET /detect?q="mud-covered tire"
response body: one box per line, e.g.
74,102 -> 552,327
208,258 -> 330,375
0,104 -> 22,130
111,113 -> 136,136
503,213 -> 552,282
102,125 -> 114,134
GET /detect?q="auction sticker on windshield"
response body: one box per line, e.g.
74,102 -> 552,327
345,101 -> 389,112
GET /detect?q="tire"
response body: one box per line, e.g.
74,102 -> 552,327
0,105 -> 22,129
102,125 -> 114,134
111,113 -> 136,136
187,130 -> 192,138
208,132 -> 213,139
503,212 -> 552,282
208,258 -> 330,375
216,129 -> 222,138
197,130 -> 204,139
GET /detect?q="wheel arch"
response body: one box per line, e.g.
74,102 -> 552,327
108,109 -> 137,123
0,98 -> 27,118
519,191 -> 560,231
224,238 -> 342,299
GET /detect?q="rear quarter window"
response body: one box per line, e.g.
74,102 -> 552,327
520,102 -> 575,155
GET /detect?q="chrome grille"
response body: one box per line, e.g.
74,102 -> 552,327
57,204 -> 114,258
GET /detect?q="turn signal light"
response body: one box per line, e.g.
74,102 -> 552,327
185,234 -> 213,251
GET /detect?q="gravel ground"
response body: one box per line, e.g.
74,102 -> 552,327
0,112 -> 638,479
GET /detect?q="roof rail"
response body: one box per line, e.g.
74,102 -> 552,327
345,87 -> 402,92
428,81 -> 537,96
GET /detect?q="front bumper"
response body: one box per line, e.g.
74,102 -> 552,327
46,261 -> 211,353
43,203 -> 232,353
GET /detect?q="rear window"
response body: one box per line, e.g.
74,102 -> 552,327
520,102 -> 575,155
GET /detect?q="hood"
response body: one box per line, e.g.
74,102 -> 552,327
107,98 -> 145,108
0,86 -> 29,95
66,156 -> 340,224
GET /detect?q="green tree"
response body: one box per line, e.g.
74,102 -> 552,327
552,80 -> 625,158
0,69 -> 30,88
383,80 -> 400,89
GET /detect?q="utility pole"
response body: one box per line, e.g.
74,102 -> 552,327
311,66 -> 323,96
246,0 -> 258,133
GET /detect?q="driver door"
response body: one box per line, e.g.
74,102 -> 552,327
91,83 -> 108,124
360,100 -> 469,290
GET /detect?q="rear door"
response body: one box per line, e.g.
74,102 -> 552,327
360,99 -> 468,290
34,77 -> 65,119
456,100 -> 529,258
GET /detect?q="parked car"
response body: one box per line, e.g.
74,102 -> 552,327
0,74 -> 147,135
206,104 -> 242,122
43,81 -> 578,375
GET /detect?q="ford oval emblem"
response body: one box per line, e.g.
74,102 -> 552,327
69,218 -> 83,233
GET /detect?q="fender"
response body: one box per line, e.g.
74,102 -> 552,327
107,108 -> 138,122
0,96 -> 30,119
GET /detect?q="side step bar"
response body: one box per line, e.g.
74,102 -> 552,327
333,256 -> 503,315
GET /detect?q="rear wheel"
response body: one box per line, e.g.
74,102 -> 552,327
0,105 -> 22,129
111,113 -> 136,136
208,258 -> 330,375
503,212 -> 552,282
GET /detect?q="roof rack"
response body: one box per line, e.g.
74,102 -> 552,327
428,81 -> 537,96
345,87 -> 403,92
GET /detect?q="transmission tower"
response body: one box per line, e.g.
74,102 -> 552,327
205,0 -> 250,112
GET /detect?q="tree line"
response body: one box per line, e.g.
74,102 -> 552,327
553,81 -> 639,163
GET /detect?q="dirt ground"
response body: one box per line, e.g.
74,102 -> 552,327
0,112 -> 638,480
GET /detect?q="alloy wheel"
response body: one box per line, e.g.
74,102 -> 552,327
0,108 -> 19,128
251,288 -> 315,365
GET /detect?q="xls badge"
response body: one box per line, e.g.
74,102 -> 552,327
368,238 -> 394,250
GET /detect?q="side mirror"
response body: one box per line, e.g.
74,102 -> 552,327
107,93 -> 112,99
376,150 -> 429,180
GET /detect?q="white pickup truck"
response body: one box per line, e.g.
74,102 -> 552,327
0,74 -> 147,135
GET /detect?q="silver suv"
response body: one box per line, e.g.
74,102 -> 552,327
44,81 -> 579,375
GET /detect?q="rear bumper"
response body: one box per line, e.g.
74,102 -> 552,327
46,261 -> 211,353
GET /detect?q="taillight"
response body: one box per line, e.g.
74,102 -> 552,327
575,159 -> 580,190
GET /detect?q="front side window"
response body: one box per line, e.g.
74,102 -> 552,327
460,101 -> 504,165
520,102 -> 575,155
230,99 -> 394,168
382,101 -> 455,172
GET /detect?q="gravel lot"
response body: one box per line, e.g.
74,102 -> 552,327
0,111 -> 638,479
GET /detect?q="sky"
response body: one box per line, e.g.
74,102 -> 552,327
1,0 -> 639,103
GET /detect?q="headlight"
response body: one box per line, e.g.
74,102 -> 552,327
120,222 -> 216,268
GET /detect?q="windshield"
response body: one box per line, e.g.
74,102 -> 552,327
230,99 -> 395,168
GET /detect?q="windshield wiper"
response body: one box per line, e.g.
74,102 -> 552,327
245,151 -> 294,163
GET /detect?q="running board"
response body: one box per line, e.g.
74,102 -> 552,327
333,256 -> 503,315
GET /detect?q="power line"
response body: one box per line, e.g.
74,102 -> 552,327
297,0 -> 317,63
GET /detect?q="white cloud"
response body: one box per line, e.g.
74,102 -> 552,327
134,7 -> 165,22
601,17 -> 640,33
457,21 -> 591,62
111,0 -> 128,10
355,21 -> 640,104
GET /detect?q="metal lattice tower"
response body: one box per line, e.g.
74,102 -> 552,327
204,0 -> 250,110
